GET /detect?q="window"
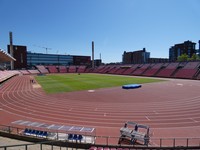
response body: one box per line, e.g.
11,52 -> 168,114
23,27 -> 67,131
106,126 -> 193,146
21,53 -> 23,63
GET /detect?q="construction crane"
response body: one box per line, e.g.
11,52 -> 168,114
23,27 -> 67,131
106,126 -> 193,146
42,47 -> 52,54
33,45 -> 52,54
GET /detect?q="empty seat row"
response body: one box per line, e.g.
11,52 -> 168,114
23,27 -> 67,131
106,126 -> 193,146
0,70 -> 20,82
23,128 -> 48,138
68,133 -> 83,141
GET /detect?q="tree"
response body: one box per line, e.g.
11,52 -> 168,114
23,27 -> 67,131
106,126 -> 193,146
190,54 -> 200,61
177,53 -> 200,62
177,53 -> 189,62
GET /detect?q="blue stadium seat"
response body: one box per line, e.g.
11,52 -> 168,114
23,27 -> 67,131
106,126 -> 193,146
77,134 -> 83,141
73,134 -> 78,140
68,134 -> 73,140
35,130 -> 40,136
38,131 -> 44,137
30,129 -> 36,135
42,131 -> 48,137
24,128 -> 30,135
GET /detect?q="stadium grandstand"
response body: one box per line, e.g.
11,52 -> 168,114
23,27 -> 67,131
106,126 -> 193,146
0,49 -> 19,82
0,49 -> 16,70
1,61 -> 200,81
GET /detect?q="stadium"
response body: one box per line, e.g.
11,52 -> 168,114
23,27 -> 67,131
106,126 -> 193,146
1,47 -> 200,150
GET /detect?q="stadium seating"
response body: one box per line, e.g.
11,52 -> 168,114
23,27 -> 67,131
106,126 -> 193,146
132,64 -> 151,76
28,69 -> 40,74
23,128 -> 48,138
95,65 -> 106,73
73,134 -> 78,140
0,70 -> 20,82
46,65 -> 58,73
173,62 -> 200,79
68,66 -> 77,73
184,61 -> 200,69
155,62 -> 179,78
36,65 -> 49,74
107,66 -> 121,74
142,63 -> 163,76
121,64 -> 139,75
3,61 -> 200,84
114,67 -> 128,75
77,134 -> 83,141
100,65 -> 115,74
58,66 -> 67,73
77,66 -> 87,73
93,63 -> 199,80
30,63 -> 200,80
67,134 -> 83,142
197,73 -> 200,80
85,68 -> 94,73
68,133 -> 73,140
19,70 -> 30,75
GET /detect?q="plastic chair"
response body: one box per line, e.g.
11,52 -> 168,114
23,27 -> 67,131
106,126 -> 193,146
73,134 -> 78,140
68,134 -> 73,140
77,134 -> 83,141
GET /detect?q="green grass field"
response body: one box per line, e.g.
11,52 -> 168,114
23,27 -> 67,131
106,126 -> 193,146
35,73 -> 164,94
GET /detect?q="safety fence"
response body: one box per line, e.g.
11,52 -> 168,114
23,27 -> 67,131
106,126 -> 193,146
0,140 -> 78,150
0,124 -> 200,149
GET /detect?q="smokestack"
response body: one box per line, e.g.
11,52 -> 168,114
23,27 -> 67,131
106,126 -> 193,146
199,40 -> 200,56
92,41 -> 94,68
9,32 -> 14,70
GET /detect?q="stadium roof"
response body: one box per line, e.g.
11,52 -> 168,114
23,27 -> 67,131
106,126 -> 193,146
0,49 -> 16,62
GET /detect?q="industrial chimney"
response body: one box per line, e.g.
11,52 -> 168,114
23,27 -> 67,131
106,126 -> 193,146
9,32 -> 14,70
92,41 -> 94,69
199,40 -> 200,56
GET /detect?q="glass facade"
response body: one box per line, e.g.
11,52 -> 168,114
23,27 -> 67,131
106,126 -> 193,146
177,48 -> 180,57
27,52 -> 73,68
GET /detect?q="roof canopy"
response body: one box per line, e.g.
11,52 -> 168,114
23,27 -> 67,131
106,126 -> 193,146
0,49 -> 16,62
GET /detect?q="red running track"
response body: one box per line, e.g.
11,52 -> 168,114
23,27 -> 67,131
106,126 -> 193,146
0,75 -> 200,145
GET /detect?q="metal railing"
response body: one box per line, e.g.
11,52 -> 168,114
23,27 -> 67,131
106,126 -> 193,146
0,141 -> 74,150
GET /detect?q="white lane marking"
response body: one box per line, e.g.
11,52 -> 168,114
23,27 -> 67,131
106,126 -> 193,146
145,116 -> 150,121
88,90 -> 95,92
153,111 -> 159,114
190,118 -> 198,123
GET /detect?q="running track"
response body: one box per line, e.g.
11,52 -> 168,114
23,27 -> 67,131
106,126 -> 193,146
0,74 -> 200,144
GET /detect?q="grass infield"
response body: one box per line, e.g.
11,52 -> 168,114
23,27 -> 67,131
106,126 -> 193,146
35,73 -> 164,94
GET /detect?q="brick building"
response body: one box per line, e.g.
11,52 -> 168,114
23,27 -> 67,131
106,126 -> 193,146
122,48 -> 150,64
169,40 -> 196,62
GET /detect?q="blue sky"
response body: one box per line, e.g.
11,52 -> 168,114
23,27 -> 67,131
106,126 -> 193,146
0,0 -> 200,63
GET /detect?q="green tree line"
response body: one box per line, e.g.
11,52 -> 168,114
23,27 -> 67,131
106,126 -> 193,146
177,53 -> 200,62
